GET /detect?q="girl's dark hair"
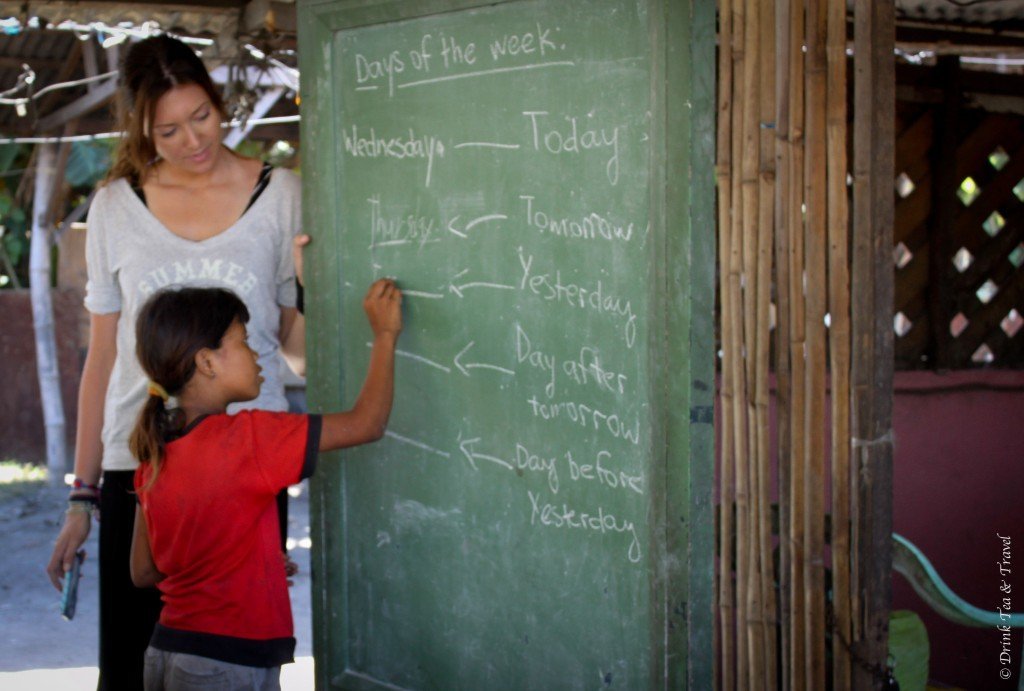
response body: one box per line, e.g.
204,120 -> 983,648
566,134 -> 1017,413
108,34 -> 227,184
129,287 -> 249,485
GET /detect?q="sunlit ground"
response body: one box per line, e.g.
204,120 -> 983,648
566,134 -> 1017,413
0,657 -> 315,689
0,464 -> 316,689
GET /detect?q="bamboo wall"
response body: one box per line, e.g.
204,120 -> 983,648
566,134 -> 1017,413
715,0 -> 865,687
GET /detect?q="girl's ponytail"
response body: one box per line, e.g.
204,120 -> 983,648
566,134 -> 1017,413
129,386 -> 184,489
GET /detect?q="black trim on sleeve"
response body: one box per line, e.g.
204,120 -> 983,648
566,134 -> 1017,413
150,623 -> 295,668
302,415 -> 321,481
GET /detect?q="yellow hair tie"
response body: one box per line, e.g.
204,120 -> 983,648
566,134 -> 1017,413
147,381 -> 169,401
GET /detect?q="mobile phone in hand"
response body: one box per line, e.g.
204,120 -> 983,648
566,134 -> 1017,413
60,550 -> 85,621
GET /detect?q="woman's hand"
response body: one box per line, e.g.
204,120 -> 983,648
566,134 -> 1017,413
46,513 -> 91,591
293,234 -> 311,287
363,279 -> 402,338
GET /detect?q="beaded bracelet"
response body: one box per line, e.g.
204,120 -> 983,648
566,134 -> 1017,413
66,501 -> 94,517
72,478 -> 100,493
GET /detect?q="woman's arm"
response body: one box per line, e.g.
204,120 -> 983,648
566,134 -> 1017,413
320,280 -> 401,452
46,312 -> 119,590
280,233 -> 311,376
279,306 -> 306,377
130,507 -> 164,588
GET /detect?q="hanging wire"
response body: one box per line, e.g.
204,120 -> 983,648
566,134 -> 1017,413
0,115 -> 300,145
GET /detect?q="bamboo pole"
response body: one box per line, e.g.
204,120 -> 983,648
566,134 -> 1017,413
715,0 -> 736,686
28,142 -> 68,484
787,0 -> 808,687
755,0 -> 778,686
773,0 -> 794,688
826,0 -> 853,686
803,0 -> 829,686
729,0 -> 751,685
740,0 -> 764,682
851,0 -> 896,686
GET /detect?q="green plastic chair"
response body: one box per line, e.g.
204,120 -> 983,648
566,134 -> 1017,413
893,533 -> 1024,689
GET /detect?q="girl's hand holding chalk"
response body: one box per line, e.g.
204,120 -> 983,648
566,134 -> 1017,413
364,279 -> 403,338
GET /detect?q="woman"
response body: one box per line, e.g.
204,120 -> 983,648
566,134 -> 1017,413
45,34 -> 304,690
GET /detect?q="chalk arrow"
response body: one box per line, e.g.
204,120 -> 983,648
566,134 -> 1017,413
447,269 -> 515,298
448,214 -> 507,239
457,432 -> 513,471
453,341 -> 515,378
447,216 -> 466,239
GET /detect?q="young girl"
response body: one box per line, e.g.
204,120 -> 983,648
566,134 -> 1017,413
128,280 -> 401,690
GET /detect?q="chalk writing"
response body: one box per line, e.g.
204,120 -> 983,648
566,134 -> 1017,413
439,31 -> 476,68
526,395 -> 641,445
454,141 -> 520,150
527,489 -> 641,563
518,247 -> 637,347
342,125 -> 445,187
368,195 -> 441,249
523,111 -> 623,185
402,290 -> 445,299
458,433 -> 513,471
515,323 -> 630,398
514,443 -> 560,493
488,24 -> 559,61
519,194 -> 639,243
567,450 -> 644,495
352,23 -> 570,96
355,50 -> 404,97
384,430 -> 450,458
398,61 -> 575,90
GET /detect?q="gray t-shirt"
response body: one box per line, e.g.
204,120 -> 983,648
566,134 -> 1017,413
84,169 -> 302,471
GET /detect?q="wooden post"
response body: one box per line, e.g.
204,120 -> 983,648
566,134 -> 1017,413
787,0 -> 808,687
802,0 -> 828,686
28,142 -> 67,484
852,0 -> 895,688
826,0 -> 853,686
729,0 -> 751,684
773,0 -> 793,687
755,0 -> 778,686
740,0 -> 763,681
716,0 -> 737,686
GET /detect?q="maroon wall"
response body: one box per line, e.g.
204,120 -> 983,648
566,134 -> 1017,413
891,370 -> 1024,689
715,370 -> 1024,688
0,289 -> 83,467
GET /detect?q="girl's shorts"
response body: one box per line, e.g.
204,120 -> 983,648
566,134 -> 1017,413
143,647 -> 281,691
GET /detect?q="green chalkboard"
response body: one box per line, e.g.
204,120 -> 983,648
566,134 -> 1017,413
298,1 -> 715,688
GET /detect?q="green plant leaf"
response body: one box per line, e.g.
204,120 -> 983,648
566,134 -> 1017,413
65,141 -> 112,187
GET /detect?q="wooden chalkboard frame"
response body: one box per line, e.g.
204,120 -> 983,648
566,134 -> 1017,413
297,0 -> 715,688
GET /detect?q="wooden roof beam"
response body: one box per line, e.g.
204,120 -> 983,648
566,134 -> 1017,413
35,77 -> 116,133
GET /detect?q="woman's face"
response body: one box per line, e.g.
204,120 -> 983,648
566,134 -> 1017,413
149,83 -> 223,175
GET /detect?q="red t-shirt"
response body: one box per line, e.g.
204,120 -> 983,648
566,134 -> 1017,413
134,410 -> 321,667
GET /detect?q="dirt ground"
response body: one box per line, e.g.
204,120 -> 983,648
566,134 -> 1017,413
0,478 -> 315,689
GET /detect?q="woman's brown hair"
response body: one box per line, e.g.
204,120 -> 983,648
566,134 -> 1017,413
108,34 -> 227,184
129,287 -> 249,487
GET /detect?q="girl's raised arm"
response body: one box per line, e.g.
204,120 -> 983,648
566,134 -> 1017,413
319,279 -> 402,452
